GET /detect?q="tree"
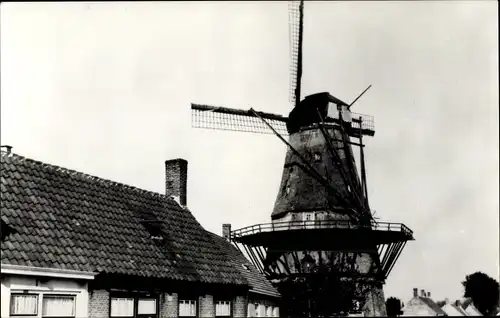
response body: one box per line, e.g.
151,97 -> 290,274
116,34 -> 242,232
462,271 -> 500,316
386,297 -> 404,317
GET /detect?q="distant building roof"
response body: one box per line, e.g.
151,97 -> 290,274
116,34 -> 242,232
441,303 -> 467,316
206,231 -> 280,298
0,151 -> 247,286
464,303 -> 482,316
419,297 -> 448,316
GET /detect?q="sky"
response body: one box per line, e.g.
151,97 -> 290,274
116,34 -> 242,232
1,1 -> 498,303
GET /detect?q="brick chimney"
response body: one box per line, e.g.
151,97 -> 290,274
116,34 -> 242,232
165,159 -> 188,206
222,224 -> 231,241
427,292 -> 431,298
0,145 -> 13,154
413,288 -> 418,297
421,289 -> 426,297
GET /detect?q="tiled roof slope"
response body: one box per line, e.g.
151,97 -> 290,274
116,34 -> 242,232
0,152 -> 247,286
207,231 -> 280,298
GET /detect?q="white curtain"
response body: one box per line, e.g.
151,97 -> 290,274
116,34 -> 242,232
247,303 -> 255,317
266,306 -> 272,317
215,301 -> 230,316
42,295 -> 75,317
111,298 -> 134,317
255,304 -> 261,317
272,307 -> 279,317
11,294 -> 38,315
138,299 -> 156,315
179,300 -> 196,317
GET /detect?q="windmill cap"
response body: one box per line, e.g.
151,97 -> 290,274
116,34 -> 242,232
304,92 -> 349,107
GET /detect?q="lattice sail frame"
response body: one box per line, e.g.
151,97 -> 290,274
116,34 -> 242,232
191,103 -> 375,136
191,104 -> 289,136
288,1 -> 302,106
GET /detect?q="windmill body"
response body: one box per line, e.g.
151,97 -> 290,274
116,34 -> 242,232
190,2 -> 414,316
192,93 -> 413,316
265,93 -> 387,316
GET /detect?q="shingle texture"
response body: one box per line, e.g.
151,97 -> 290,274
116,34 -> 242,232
207,231 -> 280,298
0,152 -> 247,285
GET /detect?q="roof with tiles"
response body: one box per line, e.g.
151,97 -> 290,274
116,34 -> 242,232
419,297 -> 448,316
0,151 -> 248,286
206,231 -> 281,298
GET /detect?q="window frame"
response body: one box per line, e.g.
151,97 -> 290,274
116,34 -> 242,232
10,293 -> 40,317
109,293 -> 159,318
41,294 -> 77,318
215,300 -> 232,317
178,299 -> 198,317
136,298 -> 158,317
110,297 -> 136,318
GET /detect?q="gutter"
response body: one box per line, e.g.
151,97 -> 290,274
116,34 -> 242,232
1,264 -> 97,280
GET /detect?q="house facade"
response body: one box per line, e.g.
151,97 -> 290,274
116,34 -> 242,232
0,150 -> 281,318
402,288 -> 447,316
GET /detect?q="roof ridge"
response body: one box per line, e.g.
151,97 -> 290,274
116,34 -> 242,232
1,151 -> 168,201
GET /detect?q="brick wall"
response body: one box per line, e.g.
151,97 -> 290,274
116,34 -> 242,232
165,159 -> 188,206
198,294 -> 214,317
88,289 -> 109,318
233,295 -> 247,318
160,293 -> 178,318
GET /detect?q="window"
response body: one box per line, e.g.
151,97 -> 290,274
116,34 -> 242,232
10,294 -> 38,316
42,295 -> 75,317
111,298 -> 135,317
304,213 -> 315,221
137,299 -> 156,315
109,295 -> 158,318
265,306 -> 272,317
215,301 -> 231,316
272,307 -> 279,317
254,304 -> 260,317
247,304 -> 255,317
179,300 -> 197,317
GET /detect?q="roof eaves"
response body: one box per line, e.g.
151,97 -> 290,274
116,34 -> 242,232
249,288 -> 281,299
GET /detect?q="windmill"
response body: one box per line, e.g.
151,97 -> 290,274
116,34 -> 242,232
191,1 -> 414,316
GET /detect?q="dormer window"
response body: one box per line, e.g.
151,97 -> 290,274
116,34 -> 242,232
140,219 -> 163,239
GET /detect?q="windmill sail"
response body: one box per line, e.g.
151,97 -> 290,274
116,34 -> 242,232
289,1 -> 304,108
191,104 -> 289,135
